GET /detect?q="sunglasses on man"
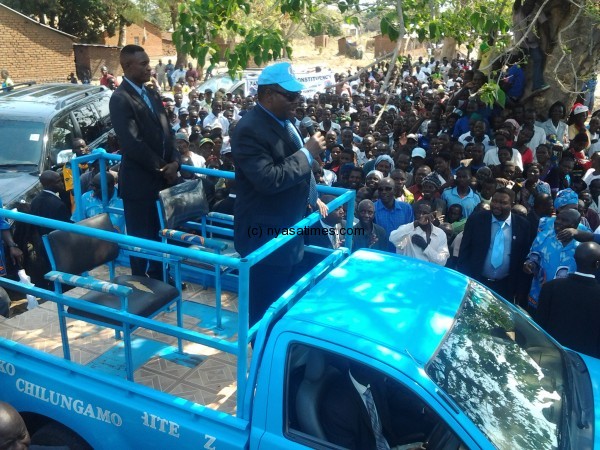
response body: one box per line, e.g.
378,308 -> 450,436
270,88 -> 301,103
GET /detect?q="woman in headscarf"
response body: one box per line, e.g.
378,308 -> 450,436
374,154 -> 395,177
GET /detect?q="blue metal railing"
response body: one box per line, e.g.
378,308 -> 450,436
0,152 -> 356,417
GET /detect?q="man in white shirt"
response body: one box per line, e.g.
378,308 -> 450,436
203,100 -> 230,135
389,202 -> 449,265
522,109 -> 546,152
170,63 -> 186,85
415,66 -> 428,83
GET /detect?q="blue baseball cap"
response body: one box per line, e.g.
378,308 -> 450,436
257,62 -> 304,92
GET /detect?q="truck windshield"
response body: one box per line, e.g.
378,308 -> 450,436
426,281 -> 565,450
0,120 -> 44,167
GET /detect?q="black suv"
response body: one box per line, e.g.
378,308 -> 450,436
0,84 -> 112,209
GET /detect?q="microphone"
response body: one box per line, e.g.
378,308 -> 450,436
301,116 -> 316,136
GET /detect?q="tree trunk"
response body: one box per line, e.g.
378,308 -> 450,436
170,4 -> 187,67
524,0 -> 600,115
118,21 -> 127,47
440,37 -> 458,60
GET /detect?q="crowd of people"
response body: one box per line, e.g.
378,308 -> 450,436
148,54 -> 598,356
2,44 -> 600,360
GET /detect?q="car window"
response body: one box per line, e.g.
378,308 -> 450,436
285,343 -> 466,450
49,114 -> 75,156
426,281 -> 565,450
73,104 -> 101,144
93,94 -> 112,131
0,119 -> 45,167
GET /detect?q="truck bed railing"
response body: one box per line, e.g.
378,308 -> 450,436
1,153 -> 356,416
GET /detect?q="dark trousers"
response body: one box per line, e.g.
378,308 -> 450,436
123,198 -> 163,280
0,285 -> 10,317
249,261 -> 302,327
529,47 -> 546,90
480,276 -> 514,303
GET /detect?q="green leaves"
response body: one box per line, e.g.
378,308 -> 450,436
380,12 -> 400,42
479,82 -> 506,109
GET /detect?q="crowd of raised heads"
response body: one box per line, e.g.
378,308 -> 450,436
123,56 -> 597,221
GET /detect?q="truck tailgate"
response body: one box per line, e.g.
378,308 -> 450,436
0,337 -> 250,449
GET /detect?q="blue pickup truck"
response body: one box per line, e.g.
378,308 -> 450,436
0,164 -> 598,449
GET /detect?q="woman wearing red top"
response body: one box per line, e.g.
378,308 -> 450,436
515,127 -> 534,165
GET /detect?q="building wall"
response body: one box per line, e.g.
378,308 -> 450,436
373,35 -> 426,57
162,39 -> 176,58
74,45 -> 121,81
103,21 -> 163,57
0,6 -> 75,83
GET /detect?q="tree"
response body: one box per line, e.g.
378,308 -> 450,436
175,0 -> 335,76
4,0 -> 143,43
147,0 -> 188,66
176,0 -> 599,110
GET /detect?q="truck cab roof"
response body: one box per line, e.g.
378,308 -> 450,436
282,249 -> 467,366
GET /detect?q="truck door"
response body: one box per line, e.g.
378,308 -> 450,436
254,334 -> 480,450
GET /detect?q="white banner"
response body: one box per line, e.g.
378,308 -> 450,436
244,70 -> 335,98
295,71 -> 335,97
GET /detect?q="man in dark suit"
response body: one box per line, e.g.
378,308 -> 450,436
109,45 -> 180,279
352,199 -> 388,253
458,187 -> 531,305
29,170 -> 71,289
232,62 -> 326,327
321,361 -> 434,449
30,171 -> 72,237
535,242 -> 600,358
302,194 -> 345,269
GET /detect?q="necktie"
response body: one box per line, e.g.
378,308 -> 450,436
491,221 -> 505,269
364,388 -> 390,450
141,87 -> 155,114
285,120 -> 318,207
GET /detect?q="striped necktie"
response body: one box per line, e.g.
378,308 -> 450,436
364,387 -> 390,450
141,86 -> 155,114
285,120 -> 318,207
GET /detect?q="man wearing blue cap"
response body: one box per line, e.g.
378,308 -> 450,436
232,61 -> 326,327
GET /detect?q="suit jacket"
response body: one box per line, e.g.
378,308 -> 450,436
457,210 -> 531,299
320,373 -> 432,450
352,222 -> 392,253
109,81 -> 179,201
30,191 -> 71,236
232,105 -> 311,265
321,374 -> 400,450
536,274 -> 600,358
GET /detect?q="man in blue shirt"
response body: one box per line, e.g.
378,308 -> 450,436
73,173 -> 125,233
0,199 -> 23,317
441,167 -> 481,218
374,177 -> 414,252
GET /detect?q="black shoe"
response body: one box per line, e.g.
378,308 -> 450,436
167,276 -> 187,290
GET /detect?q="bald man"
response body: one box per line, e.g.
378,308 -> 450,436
0,401 -> 30,449
536,242 -> 600,358
30,171 -> 71,237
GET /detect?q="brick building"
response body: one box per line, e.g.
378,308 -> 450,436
103,21 -> 170,58
0,3 -> 77,83
74,44 -> 121,82
162,32 -> 176,57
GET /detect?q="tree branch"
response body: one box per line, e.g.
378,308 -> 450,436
552,0 -> 585,94
479,0 -> 552,72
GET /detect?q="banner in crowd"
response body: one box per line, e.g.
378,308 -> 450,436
244,70 -> 335,97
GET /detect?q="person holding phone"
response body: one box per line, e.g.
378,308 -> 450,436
389,202 -> 449,266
